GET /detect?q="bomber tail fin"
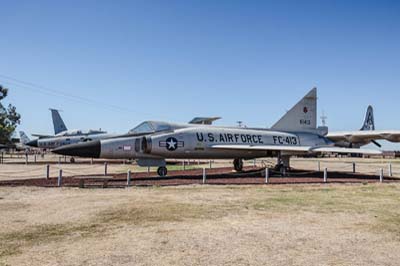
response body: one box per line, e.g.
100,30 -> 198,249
271,87 -> 317,132
360,105 -> 375,131
50,109 -> 68,134
19,131 -> 30,144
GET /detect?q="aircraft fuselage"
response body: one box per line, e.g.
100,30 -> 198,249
98,127 -> 332,160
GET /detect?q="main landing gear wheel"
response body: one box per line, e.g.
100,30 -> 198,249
274,163 -> 289,176
233,158 -> 243,172
157,166 -> 168,177
70,157 -> 75,163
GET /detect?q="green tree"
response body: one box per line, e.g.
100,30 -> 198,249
0,85 -> 21,144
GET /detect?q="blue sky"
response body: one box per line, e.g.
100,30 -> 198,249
1,0 -> 400,148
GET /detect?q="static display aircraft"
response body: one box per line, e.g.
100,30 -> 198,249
15,131 -> 31,150
0,144 -> 9,150
53,88 -> 381,176
25,110 -> 220,150
327,105 -> 400,148
31,108 -> 70,139
0,131 -> 30,151
27,109 -> 111,149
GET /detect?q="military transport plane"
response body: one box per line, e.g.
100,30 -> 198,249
327,105 -> 400,148
31,109 -> 70,139
27,109 -> 110,149
53,88 -> 381,176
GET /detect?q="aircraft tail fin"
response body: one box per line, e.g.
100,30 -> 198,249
360,105 -> 375,131
50,109 -> 68,134
19,131 -> 30,144
271,87 -> 317,132
189,117 -> 221,125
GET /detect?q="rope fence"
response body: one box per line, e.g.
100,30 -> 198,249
1,158 -> 399,181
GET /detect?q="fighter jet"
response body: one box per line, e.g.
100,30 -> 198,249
27,109 -> 111,149
327,105 -> 400,148
53,88 -> 381,176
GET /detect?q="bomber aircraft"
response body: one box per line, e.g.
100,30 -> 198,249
326,105 -> 400,148
53,88 -> 382,176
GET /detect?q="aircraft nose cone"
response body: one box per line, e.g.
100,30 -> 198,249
52,140 -> 101,158
26,139 -> 38,147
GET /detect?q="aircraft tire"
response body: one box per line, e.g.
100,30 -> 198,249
157,166 -> 168,177
233,158 -> 243,172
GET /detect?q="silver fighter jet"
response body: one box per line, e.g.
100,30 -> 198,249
53,88 -> 381,176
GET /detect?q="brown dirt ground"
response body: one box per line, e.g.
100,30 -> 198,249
1,184 -> 400,266
0,166 -> 398,188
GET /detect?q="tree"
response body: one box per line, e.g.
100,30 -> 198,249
0,85 -> 21,144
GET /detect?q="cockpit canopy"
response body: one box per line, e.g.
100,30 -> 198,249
128,121 -> 186,135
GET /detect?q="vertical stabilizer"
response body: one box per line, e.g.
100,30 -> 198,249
19,131 -> 30,144
271,88 -> 317,132
50,109 -> 68,134
360,105 -> 375,131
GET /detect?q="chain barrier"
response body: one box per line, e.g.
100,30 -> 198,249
60,169 -> 94,176
0,166 -> 48,175
0,173 -> 48,178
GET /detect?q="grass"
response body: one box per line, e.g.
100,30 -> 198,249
97,202 -> 225,225
1,184 -> 400,262
0,200 -> 227,260
0,223 -> 104,258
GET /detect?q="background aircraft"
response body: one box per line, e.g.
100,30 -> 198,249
0,131 -> 31,151
53,88 -> 381,176
0,144 -> 10,150
14,131 -> 31,150
27,109 -> 111,149
327,105 -> 400,148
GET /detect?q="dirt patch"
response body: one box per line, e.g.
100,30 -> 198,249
1,184 -> 400,265
1,166 -> 399,188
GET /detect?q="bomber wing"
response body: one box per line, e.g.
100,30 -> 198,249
327,130 -> 400,143
211,144 -> 381,155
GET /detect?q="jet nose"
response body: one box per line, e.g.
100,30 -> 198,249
52,140 -> 101,158
26,139 -> 38,147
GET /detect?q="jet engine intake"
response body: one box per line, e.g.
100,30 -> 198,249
141,137 -> 152,154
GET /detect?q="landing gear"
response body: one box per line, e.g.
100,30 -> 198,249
70,157 -> 75,163
274,155 -> 290,176
157,166 -> 168,177
233,158 -> 243,172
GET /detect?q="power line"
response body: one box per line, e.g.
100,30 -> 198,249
0,73 -> 170,119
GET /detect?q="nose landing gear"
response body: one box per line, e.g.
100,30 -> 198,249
233,158 -> 243,172
157,166 -> 168,177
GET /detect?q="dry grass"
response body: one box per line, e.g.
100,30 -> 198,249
1,184 -> 400,266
